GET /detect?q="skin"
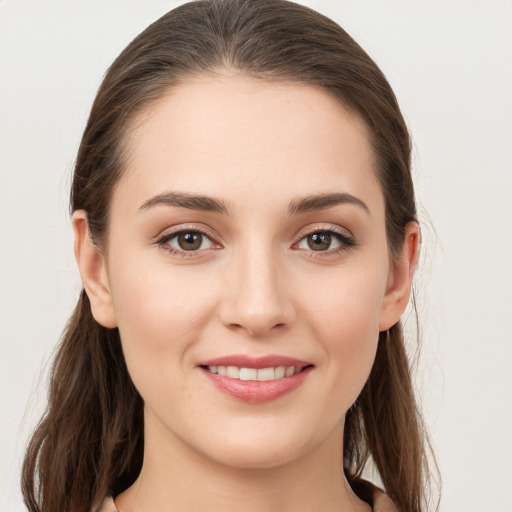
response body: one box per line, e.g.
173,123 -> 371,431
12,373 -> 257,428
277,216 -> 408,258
73,74 -> 419,512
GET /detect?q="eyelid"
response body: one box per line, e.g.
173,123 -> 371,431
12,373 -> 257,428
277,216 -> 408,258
293,223 -> 354,243
152,222 -> 355,258
153,223 -> 223,255
292,223 -> 356,254
154,223 -> 219,241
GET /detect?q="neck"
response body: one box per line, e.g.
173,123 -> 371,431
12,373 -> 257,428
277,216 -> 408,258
115,411 -> 370,512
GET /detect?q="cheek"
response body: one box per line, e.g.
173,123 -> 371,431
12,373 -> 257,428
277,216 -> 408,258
303,263 -> 386,340
107,259 -> 217,393
300,267 -> 386,405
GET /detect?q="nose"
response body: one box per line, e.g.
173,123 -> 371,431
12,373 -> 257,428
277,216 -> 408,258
218,244 -> 295,338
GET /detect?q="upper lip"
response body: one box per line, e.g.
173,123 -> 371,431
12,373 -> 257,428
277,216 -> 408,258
198,354 -> 313,369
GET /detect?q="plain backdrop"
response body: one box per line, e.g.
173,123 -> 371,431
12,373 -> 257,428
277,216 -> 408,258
1,1 -> 511,511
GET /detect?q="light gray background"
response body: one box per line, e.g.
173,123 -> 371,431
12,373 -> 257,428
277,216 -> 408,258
1,1 -> 511,511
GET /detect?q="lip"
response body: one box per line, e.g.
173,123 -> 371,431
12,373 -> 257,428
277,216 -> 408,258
198,354 -> 312,369
197,354 -> 314,404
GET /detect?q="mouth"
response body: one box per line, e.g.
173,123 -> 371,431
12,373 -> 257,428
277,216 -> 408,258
197,355 -> 314,403
199,364 -> 313,382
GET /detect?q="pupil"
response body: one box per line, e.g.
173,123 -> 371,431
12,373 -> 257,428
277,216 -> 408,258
308,232 -> 331,251
178,232 -> 202,250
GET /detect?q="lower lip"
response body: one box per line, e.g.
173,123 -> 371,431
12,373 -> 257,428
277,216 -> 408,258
200,367 -> 313,404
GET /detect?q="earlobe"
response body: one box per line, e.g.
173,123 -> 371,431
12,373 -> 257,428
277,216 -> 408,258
378,222 -> 420,331
72,211 -> 118,328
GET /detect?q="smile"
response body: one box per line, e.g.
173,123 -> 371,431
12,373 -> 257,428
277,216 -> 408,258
205,365 -> 302,381
198,355 -> 314,403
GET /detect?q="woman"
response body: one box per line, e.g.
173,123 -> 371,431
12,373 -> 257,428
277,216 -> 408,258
22,1 -> 436,511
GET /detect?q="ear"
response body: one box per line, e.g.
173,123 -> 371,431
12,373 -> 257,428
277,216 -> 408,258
378,222 -> 420,331
72,210 -> 118,328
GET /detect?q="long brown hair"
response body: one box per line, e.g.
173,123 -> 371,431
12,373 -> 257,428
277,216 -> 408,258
22,1 -> 437,511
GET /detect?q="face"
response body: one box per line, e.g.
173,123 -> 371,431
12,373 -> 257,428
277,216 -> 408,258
78,75 -> 413,470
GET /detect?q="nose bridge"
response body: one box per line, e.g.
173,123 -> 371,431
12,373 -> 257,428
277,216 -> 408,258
219,234 -> 294,337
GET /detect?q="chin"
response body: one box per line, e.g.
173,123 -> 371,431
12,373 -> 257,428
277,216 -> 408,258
210,447 -> 303,471
198,429 -> 314,470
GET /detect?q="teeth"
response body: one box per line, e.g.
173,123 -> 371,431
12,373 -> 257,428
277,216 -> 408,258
257,367 -> 274,381
285,366 -> 295,377
274,366 -> 285,379
207,365 -> 300,381
240,368 -> 257,380
226,366 -> 239,378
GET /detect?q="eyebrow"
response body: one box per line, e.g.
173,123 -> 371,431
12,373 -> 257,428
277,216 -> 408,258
139,190 -> 370,216
139,191 -> 232,214
288,192 -> 370,216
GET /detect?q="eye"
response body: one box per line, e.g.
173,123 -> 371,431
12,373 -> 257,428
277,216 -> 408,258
157,229 -> 217,254
296,229 -> 355,253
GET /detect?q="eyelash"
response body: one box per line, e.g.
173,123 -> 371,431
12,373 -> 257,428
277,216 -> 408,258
154,225 -> 356,258
154,225 -> 220,258
295,226 -> 356,257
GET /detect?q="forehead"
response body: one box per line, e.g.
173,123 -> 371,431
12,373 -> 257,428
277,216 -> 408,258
115,74 -> 383,218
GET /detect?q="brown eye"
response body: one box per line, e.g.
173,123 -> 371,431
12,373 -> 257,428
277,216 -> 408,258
160,230 -> 215,253
177,231 -> 204,250
307,232 -> 333,251
296,228 -> 354,254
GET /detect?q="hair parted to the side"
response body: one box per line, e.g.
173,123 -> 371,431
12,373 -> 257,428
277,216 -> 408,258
22,1 -> 437,511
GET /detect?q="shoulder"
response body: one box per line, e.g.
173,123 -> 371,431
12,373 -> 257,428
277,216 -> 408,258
95,488 -> 397,512
96,496 -> 118,512
350,478 -> 399,512
373,488 -> 399,512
